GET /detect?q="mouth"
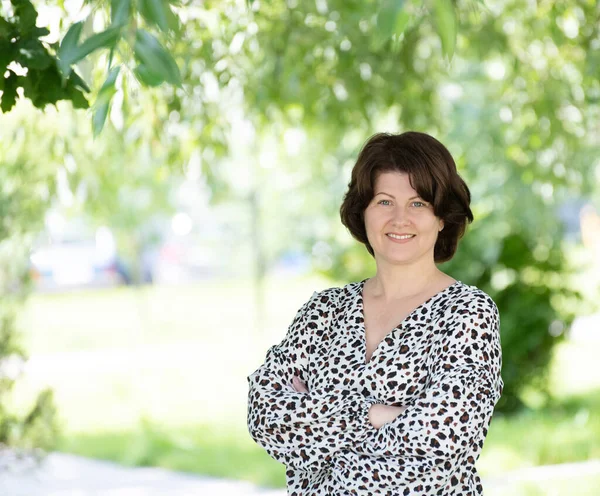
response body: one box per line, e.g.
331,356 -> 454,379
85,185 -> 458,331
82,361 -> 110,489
386,233 -> 416,241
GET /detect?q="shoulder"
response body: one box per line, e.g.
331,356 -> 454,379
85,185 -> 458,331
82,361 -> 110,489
304,280 -> 361,314
438,283 -> 501,343
438,284 -> 502,364
448,282 -> 499,320
310,280 -> 361,304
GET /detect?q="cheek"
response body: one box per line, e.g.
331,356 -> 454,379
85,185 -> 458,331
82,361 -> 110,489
416,217 -> 441,237
364,211 -> 384,240
363,209 -> 377,229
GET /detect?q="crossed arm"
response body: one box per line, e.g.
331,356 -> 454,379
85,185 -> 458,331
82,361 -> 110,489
247,290 -> 380,472
291,375 -> 407,429
246,290 -> 503,477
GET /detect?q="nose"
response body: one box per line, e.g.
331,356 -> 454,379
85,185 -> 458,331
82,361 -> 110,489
391,204 -> 411,226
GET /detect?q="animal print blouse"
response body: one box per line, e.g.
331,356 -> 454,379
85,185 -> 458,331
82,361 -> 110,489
247,279 -> 503,495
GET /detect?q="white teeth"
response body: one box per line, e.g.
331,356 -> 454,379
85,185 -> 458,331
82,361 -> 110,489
387,234 -> 415,240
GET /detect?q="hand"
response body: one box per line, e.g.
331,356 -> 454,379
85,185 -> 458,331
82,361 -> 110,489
368,404 -> 407,429
292,375 -> 309,393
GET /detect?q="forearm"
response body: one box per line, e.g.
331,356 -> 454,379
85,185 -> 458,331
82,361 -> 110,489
357,371 -> 499,460
355,302 -> 503,461
248,372 -> 379,471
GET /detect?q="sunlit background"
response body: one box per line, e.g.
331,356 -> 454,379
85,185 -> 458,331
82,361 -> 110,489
1,0 -> 600,495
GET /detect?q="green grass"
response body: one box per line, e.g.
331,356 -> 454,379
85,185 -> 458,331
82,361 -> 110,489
51,391 -> 600,489
17,276 -> 293,353
9,275 -> 600,491
481,391 -> 600,474
58,421 -> 287,488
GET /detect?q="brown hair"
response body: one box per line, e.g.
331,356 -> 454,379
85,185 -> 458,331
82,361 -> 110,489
339,131 -> 473,263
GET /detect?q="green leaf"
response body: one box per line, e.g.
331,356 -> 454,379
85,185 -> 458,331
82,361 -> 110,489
69,70 -> 91,93
24,64 -> 63,108
92,102 -> 110,136
133,29 -> 181,86
139,0 -> 169,32
58,21 -> 84,76
0,16 -> 12,35
0,38 -> 15,74
164,4 -> 181,33
433,0 -> 457,58
19,62 -> 88,110
390,9 -> 411,53
66,83 -> 89,109
16,39 -> 52,70
59,26 -> 122,77
377,0 -> 405,39
111,0 -> 132,26
0,71 -> 21,112
373,0 -> 406,48
395,9 -> 410,36
92,65 -> 120,136
134,63 -> 164,86
60,21 -> 84,49
76,27 -> 122,62
13,0 -> 38,35
32,26 -> 50,37
97,65 -> 120,105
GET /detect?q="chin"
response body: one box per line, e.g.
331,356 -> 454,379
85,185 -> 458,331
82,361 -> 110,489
377,248 -> 434,265
378,253 -> 415,265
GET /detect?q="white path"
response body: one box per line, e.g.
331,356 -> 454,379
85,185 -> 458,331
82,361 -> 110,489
0,452 -> 286,496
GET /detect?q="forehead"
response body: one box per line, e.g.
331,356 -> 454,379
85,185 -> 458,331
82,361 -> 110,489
374,171 -> 417,195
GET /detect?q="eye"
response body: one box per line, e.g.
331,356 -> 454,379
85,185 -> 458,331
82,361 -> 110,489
412,201 -> 426,207
377,199 -> 392,206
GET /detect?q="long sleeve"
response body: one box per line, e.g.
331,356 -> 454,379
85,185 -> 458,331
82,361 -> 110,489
352,293 -> 503,476
247,289 -> 380,472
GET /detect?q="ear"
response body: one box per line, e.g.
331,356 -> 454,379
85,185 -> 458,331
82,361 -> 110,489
439,220 -> 444,232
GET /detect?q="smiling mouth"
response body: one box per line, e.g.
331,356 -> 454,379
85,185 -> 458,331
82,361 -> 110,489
386,234 -> 416,240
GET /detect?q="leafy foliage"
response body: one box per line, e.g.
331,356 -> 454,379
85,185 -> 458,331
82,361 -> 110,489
133,29 -> 182,86
0,0 -> 89,112
1,0 -> 183,135
57,22 -> 121,78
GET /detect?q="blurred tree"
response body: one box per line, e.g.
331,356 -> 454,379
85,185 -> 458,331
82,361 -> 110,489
0,2 -> 597,457
0,118 -> 59,458
0,97 -> 181,460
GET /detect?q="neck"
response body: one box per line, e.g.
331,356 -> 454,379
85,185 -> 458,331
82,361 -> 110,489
369,258 -> 443,301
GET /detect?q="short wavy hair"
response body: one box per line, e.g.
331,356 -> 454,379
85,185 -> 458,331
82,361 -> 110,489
340,131 -> 473,263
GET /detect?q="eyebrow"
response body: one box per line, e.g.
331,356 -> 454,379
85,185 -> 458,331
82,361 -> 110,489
374,192 -> 422,200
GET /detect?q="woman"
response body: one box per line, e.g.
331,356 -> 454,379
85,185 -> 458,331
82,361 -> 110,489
247,131 -> 503,495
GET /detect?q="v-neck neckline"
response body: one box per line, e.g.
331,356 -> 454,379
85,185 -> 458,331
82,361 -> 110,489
357,278 -> 462,365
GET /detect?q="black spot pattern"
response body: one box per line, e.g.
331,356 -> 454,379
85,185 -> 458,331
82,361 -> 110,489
247,279 -> 503,495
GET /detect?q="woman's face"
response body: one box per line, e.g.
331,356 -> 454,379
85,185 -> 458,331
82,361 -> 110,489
364,171 -> 444,266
